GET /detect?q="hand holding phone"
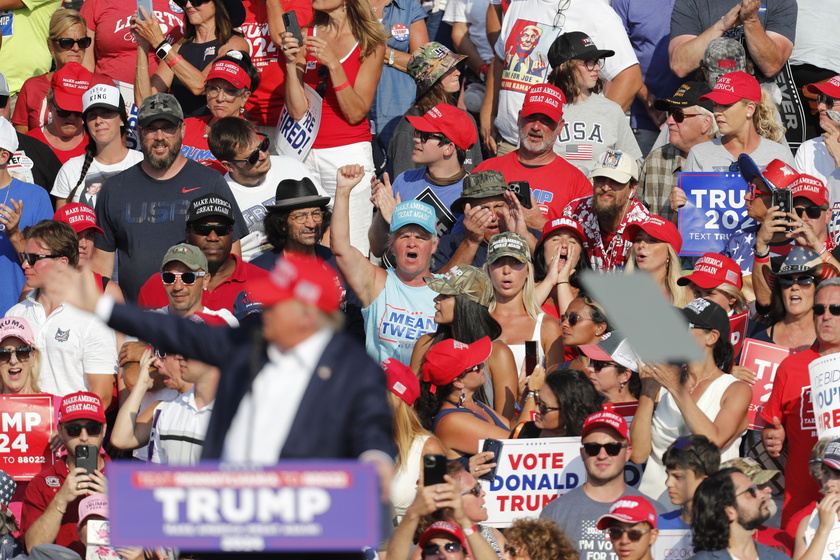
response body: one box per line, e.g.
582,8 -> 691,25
137,0 -> 153,21
524,340 -> 538,375
479,439 -> 502,482
282,11 -> 303,45
75,444 -> 97,475
423,454 -> 447,486
771,188 -> 793,232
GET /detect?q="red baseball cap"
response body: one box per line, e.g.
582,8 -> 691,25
700,71 -> 761,105
623,216 -> 683,254
677,253 -> 743,289
51,62 -> 93,113
418,521 -> 469,551
382,358 -> 421,405
540,216 -> 585,243
206,60 -> 252,90
252,254 -> 342,313
791,174 -> 829,206
406,104 -> 478,151
58,391 -> 106,424
53,203 -> 104,235
421,337 -> 491,393
806,75 -> 840,98
596,496 -> 658,530
521,83 -> 566,123
581,410 -> 630,441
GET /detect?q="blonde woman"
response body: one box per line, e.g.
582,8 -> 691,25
0,317 -> 42,395
624,216 -> 689,308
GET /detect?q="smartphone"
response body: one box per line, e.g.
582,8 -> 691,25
771,187 -> 793,232
423,454 -> 447,486
507,181 -> 532,209
75,444 -> 97,475
525,340 -> 538,375
282,11 -> 303,45
827,110 -> 840,125
479,439 -> 503,482
137,0 -> 153,20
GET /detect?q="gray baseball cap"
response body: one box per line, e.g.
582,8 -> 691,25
137,93 -> 184,128
703,38 -> 747,88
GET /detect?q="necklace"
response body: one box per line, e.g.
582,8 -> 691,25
781,321 -> 812,349
689,369 -> 715,394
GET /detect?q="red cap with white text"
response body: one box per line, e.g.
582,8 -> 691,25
58,392 -> 106,424
677,253 -> 742,289
699,71 -> 761,105
521,83 -> 566,122
581,410 -> 630,441
791,174 -> 829,206
54,203 -> 104,235
596,496 -> 658,530
806,75 -> 840,98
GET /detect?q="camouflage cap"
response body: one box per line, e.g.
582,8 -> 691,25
720,457 -> 780,486
703,37 -> 746,88
138,92 -> 184,128
161,243 -> 208,272
408,42 -> 467,98
451,170 -> 508,214
487,232 -> 530,264
425,265 -> 493,307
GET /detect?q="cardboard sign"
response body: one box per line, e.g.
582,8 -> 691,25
108,461 -> 380,552
677,172 -> 758,256
809,353 -> 840,438
479,437 -> 643,528
0,395 -> 56,480
739,339 -> 794,430
275,85 -> 323,161
729,311 -> 749,358
85,520 -> 121,560
651,530 -> 693,560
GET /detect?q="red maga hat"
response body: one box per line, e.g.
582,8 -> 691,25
700,71 -> 761,105
406,104 -> 477,151
677,253 -> 743,290
421,337 -> 492,393
623,216 -> 683,254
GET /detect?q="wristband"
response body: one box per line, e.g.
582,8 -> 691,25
333,80 -> 350,91
462,524 -> 479,537
820,243 -> 829,256
753,255 -> 770,264
753,246 -> 770,259
822,250 -> 834,263
155,39 -> 168,51
167,55 -> 184,68
557,281 -> 570,285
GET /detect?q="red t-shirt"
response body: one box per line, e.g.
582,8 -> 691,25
755,525 -> 794,556
474,152 -> 592,219
761,345 -> 822,528
241,0 -> 313,126
182,116 -> 226,175
26,127 -> 89,165
80,0 -> 184,84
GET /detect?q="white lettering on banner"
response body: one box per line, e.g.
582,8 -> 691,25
1,412 -> 41,432
809,354 -> 840,437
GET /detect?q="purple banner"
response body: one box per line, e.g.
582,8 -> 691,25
108,461 -> 380,552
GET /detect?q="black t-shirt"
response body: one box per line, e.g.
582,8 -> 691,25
11,133 -> 62,194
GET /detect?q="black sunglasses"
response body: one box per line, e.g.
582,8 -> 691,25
560,312 -> 590,326
316,65 -> 329,98
582,442 -> 627,457
174,0 -> 212,7
19,252 -> 62,266
421,542 -> 462,557
736,484 -> 759,498
607,527 -> 651,541
63,422 -> 103,437
794,205 -> 825,219
190,223 -> 233,237
537,399 -> 560,415
590,359 -> 620,372
53,36 -> 92,50
667,107 -> 702,123
160,271 -> 206,285
0,346 -> 33,364
415,130 -> 450,144
54,106 -> 83,119
229,134 -> 270,165
814,304 -> 840,316
818,93 -> 837,110
461,483 -> 481,497
778,275 -> 815,288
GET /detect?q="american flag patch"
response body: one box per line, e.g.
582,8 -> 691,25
565,144 -> 593,160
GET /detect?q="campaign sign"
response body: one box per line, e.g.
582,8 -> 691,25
809,353 -> 840,438
730,311 -> 749,358
108,461 -> 380,552
739,339 -> 793,430
479,438 -> 643,528
677,172 -> 757,256
0,395 -> 56,480
651,530 -> 692,560
275,85 -> 323,161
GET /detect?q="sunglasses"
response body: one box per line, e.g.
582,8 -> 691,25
667,108 -> 702,123
19,252 -> 62,266
673,436 -> 705,465
560,312 -> 590,326
190,223 -> 233,237
537,399 -> 560,415
814,304 -> 840,316
160,271 -> 206,285
590,359 -> 620,372
54,106 -> 83,119
794,205 -> 825,219
52,36 -> 92,50
229,134 -> 270,165
153,347 -> 167,359
62,422 -> 103,437
0,346 -> 33,364
316,65 -> 329,98
818,93 -> 837,110
736,484 -> 759,498
607,527 -> 651,541
289,210 -> 325,224
205,83 -> 246,99
577,57 -> 605,71
748,181 -> 773,198
778,275 -> 815,288
174,0 -> 212,7
461,483 -> 482,497
415,130 -> 450,144
421,542 -> 462,557
582,442 -> 627,457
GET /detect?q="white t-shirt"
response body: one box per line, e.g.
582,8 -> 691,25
224,155 -> 323,262
492,0 -> 639,144
443,0 -> 493,63
795,137 -> 836,186
51,150 -> 145,206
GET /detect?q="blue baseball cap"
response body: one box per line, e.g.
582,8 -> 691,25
391,201 -> 436,234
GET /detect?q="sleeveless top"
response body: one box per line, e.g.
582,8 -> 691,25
639,374 -> 744,503
303,30 -> 371,149
390,434 -> 430,516
507,312 -> 546,375
804,507 -> 840,559
171,39 -> 218,117
433,401 -> 509,464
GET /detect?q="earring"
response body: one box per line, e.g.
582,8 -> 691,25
619,381 -> 626,389
458,391 -> 465,408
747,113 -> 752,118
239,107 -> 245,114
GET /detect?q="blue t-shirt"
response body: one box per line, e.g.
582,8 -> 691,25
391,167 -> 464,237
658,509 -> 690,530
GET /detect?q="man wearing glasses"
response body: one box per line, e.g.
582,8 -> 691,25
796,77 -> 840,186
540,411 -> 667,559
597,496 -> 659,560
92,93 -> 248,303
20,391 -> 108,555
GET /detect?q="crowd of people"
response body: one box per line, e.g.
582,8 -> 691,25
0,0 -> 840,557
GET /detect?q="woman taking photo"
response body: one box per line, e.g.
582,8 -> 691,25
579,334 -> 641,419
52,84 -> 143,209
281,0 -> 389,255
560,295 -> 612,371
631,298 -> 752,504
486,232 -> 564,374
547,31 -> 641,175
511,368 -> 602,439
534,216 -> 591,319
624,216 -> 688,308
131,0 -> 248,117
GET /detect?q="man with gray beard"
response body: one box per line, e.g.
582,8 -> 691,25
92,93 -> 248,302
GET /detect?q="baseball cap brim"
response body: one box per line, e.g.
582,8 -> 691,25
425,276 -> 459,295
574,48 -> 615,61
596,512 -> 640,531
590,167 -> 634,184
811,457 -> 840,471
138,113 -> 183,129
737,153 -> 762,184
577,343 -> 613,362
677,271 -> 719,289
699,90 -> 745,106
406,114 -> 442,135
53,91 -> 84,113
807,82 -> 840,97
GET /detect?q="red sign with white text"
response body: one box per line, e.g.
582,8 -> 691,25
739,339 -> 793,430
0,395 -> 56,480
730,311 -> 749,357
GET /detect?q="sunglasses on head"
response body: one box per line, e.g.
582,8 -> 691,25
229,134 -> 270,165
19,252 -> 62,267
0,346 -> 33,364
160,271 -> 206,285
814,304 -> 840,316
582,442 -> 627,457
421,542 -> 462,557
607,527 -> 651,541
461,483 -> 482,497
590,359 -> 620,372
190,223 -> 233,237
560,312 -> 589,326
818,93 -> 837,110
673,436 -> 705,465
667,107 -> 702,123
778,275 -> 815,288
52,36 -> 92,50
794,205 -> 825,219
63,422 -> 103,437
